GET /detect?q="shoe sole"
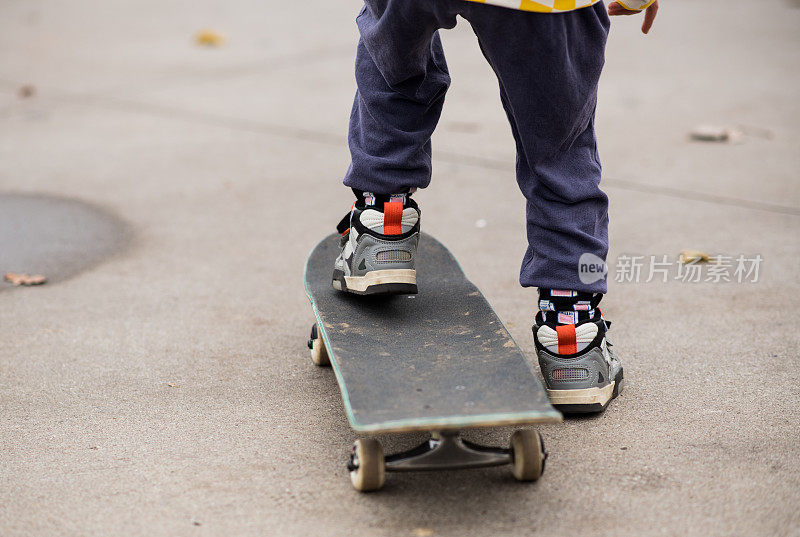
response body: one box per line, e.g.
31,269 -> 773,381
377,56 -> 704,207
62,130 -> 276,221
548,370 -> 624,414
333,269 -> 417,296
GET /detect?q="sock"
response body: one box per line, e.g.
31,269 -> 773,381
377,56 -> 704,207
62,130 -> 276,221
538,288 -> 602,326
351,188 -> 416,209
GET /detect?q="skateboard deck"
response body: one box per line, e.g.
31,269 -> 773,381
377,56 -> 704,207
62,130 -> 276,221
304,233 -> 562,434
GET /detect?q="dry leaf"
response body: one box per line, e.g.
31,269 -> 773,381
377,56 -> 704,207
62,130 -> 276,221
689,125 -> 743,144
689,125 -> 729,142
18,85 -> 36,98
679,250 -> 720,264
4,272 -> 47,286
195,29 -> 225,47
167,382 -> 179,388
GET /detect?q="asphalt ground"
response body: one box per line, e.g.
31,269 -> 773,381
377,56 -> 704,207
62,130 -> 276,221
1,1 -> 799,536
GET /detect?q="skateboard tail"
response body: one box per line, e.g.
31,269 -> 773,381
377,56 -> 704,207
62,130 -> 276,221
305,295 -> 562,434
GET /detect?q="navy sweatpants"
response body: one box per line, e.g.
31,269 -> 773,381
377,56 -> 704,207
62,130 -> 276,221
343,0 -> 611,293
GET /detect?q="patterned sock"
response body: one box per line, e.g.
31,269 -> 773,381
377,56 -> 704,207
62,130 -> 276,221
538,288 -> 602,326
352,188 -> 416,209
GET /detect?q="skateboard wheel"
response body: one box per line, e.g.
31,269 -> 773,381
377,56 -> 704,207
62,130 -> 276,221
510,430 -> 545,482
309,324 -> 330,367
349,438 -> 385,492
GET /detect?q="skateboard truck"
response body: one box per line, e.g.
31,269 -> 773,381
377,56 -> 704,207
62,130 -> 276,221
386,431 -> 514,471
347,430 -> 547,492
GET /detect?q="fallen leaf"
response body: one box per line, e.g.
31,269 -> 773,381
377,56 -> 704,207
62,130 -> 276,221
4,272 -> 47,286
690,125 -> 728,142
167,382 -> 179,388
689,125 -> 743,144
195,29 -> 225,47
679,250 -> 719,264
18,85 -> 36,98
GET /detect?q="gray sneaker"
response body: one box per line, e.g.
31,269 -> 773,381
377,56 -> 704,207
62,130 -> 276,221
332,195 -> 420,296
533,314 -> 623,413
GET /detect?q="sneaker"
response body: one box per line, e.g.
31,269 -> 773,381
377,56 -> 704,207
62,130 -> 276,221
532,312 -> 624,413
332,194 -> 420,295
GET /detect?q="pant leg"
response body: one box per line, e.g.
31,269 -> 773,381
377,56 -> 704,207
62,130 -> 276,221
344,1 -> 460,195
465,3 -> 611,293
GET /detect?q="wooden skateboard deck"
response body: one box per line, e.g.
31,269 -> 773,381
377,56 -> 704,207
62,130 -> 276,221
304,233 -> 561,434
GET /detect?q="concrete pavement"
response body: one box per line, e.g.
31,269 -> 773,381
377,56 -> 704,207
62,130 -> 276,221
1,0 -> 799,535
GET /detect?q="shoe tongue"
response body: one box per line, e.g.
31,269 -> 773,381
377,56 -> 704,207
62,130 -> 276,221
536,319 -> 600,355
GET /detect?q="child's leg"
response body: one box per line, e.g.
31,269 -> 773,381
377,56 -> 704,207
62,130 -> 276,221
466,3 -> 611,294
344,1 -> 459,194
466,4 -> 622,412
334,1 -> 461,296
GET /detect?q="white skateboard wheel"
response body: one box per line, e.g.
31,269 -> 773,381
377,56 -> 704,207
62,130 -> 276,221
309,324 -> 330,366
349,438 -> 385,492
510,430 -> 545,481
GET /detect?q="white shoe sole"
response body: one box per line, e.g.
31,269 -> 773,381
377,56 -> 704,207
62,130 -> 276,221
547,381 -> 616,407
344,269 -> 416,292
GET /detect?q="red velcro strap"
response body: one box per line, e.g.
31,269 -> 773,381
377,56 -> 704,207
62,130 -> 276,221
383,201 -> 403,235
556,324 -> 577,355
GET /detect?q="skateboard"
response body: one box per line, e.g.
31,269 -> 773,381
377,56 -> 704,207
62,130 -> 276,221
304,233 -> 562,491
